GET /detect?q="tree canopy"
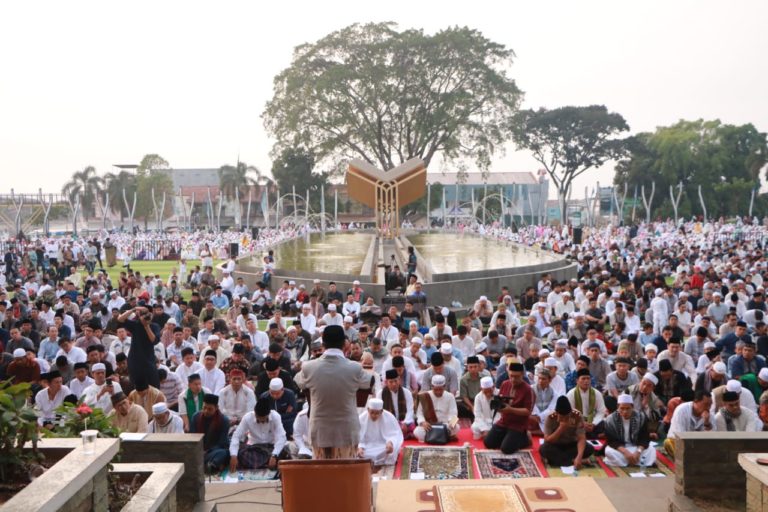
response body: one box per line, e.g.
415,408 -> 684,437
62,166 -> 104,220
614,119 -> 768,219
513,105 -> 629,222
218,162 -> 266,200
263,22 -> 523,175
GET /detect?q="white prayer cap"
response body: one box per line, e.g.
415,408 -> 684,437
12,348 -> 26,358
440,343 -> 453,355
353,280 -> 360,285
759,368 -> 768,382
289,280 -> 296,285
410,337 -> 423,345
110,290 -> 118,296
152,402 -> 169,415
166,318 -> 177,325
644,344 -> 658,353
712,362 -> 727,375
91,363 -> 106,372
726,380 -> 742,393
545,357 -> 558,367
286,326 -> 296,333
82,307 -> 92,315
642,373 -> 658,385
302,303 -> 311,309
574,312 -> 585,318
431,374 -> 446,387
562,291 -> 571,297
479,295 -> 488,301
704,341 -> 716,350
441,307 -> 450,317
208,335 -> 220,342
313,279 -> 320,284
617,394 -> 634,405
654,288 -> 663,296
409,320 -> 418,327
476,342 -> 487,352
539,349 -> 551,358
713,292 -> 723,298
555,339 -> 568,348
367,398 -> 384,411
269,378 -> 284,391
480,376 -> 494,389
536,302 -> 547,308
343,315 -> 353,323
328,304 -> 337,311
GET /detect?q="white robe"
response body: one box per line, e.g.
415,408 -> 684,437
471,392 -> 494,438
358,410 -> 403,465
148,412 -> 185,433
292,409 -> 312,457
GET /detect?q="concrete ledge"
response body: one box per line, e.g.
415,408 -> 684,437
114,463 -> 184,512
2,438 -> 120,512
667,495 -> 702,512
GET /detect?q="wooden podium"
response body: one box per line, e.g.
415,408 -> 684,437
279,459 -> 373,512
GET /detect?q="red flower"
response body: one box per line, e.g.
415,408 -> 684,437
76,404 -> 93,415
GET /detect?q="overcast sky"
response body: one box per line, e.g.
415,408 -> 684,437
1,0 -> 766,199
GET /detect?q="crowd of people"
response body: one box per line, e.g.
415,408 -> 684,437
3,216 -> 768,477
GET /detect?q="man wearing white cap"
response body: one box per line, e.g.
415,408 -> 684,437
357,398 -> 403,466
6,348 -> 40,384
471,376 -> 495,440
473,296 -> 493,324
741,367 -> 768,403
259,377 -> 298,437
552,339 -> 575,376
148,402 -> 184,433
82,363 -> 122,414
321,303 -> 344,327
712,379 -> 757,414
714,389 -> 763,432
694,361 -> 727,394
650,288 -> 668,335
604,394 -> 656,467
414,374 -> 459,442
530,368 -> 560,435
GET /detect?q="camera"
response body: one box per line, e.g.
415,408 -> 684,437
490,396 -> 509,412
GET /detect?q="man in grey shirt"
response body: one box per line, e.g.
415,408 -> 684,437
420,352 -> 459,395
605,357 -> 639,398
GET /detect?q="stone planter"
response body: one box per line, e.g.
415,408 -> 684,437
112,463 -> 184,512
1,438 -> 119,512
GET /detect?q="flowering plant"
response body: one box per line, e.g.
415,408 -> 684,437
45,401 -> 121,439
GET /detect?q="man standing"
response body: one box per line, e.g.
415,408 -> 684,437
118,306 -> 161,388
296,325 -> 371,459
357,398 -> 403,466
483,362 -> 533,454
604,394 -> 656,467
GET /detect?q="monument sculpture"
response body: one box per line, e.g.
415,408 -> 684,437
346,157 -> 427,237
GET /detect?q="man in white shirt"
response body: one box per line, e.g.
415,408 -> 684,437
148,402 -> 185,433
290,404 -> 312,458
357,398 -> 403,466
229,400 -> 287,471
665,390 -> 714,457
414,374 -> 460,442
452,325 -> 475,360
199,349 -> 226,394
82,363 -> 123,414
298,304 -> 317,335
243,318 -> 270,355
714,390 -> 762,432
109,327 -> 132,356
218,369 -> 256,427
175,348 -> 204,386
623,306 -> 642,335
374,315 -> 400,345
68,362 -> 94,398
377,369 -> 415,437
321,304 -> 344,327
35,370 -> 71,426
342,294 -> 361,322
657,338 -> 696,381
107,291 -> 126,313
471,376 -> 495,440
56,338 -> 87,365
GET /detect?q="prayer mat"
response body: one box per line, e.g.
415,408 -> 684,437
458,417 -> 472,430
474,450 -> 543,479
400,447 -> 472,480
435,483 -> 528,512
545,462 -> 610,478
608,460 -> 675,478
208,468 -> 278,483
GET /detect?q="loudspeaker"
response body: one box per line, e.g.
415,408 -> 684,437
229,242 -> 239,258
572,227 -> 583,245
251,227 -> 259,239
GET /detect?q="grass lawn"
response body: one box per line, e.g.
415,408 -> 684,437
80,259 -> 221,301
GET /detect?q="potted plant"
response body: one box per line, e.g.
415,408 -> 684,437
0,380 -> 42,502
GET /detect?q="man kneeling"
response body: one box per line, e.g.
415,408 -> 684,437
358,398 -> 404,465
229,400 -> 287,472
604,394 -> 656,467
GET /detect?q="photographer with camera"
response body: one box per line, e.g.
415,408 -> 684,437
118,304 -> 162,388
483,361 -> 533,454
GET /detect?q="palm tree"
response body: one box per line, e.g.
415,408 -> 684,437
104,170 -> 138,222
61,166 -> 105,221
218,162 -> 271,200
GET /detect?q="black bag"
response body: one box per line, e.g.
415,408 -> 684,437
424,423 -> 450,445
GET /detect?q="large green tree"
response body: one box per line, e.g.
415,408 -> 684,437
62,166 -> 104,221
264,22 -> 523,174
136,154 -> 169,177
135,171 -> 174,228
104,170 -> 138,222
513,105 -> 629,223
271,148 -> 327,213
614,119 -> 768,219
